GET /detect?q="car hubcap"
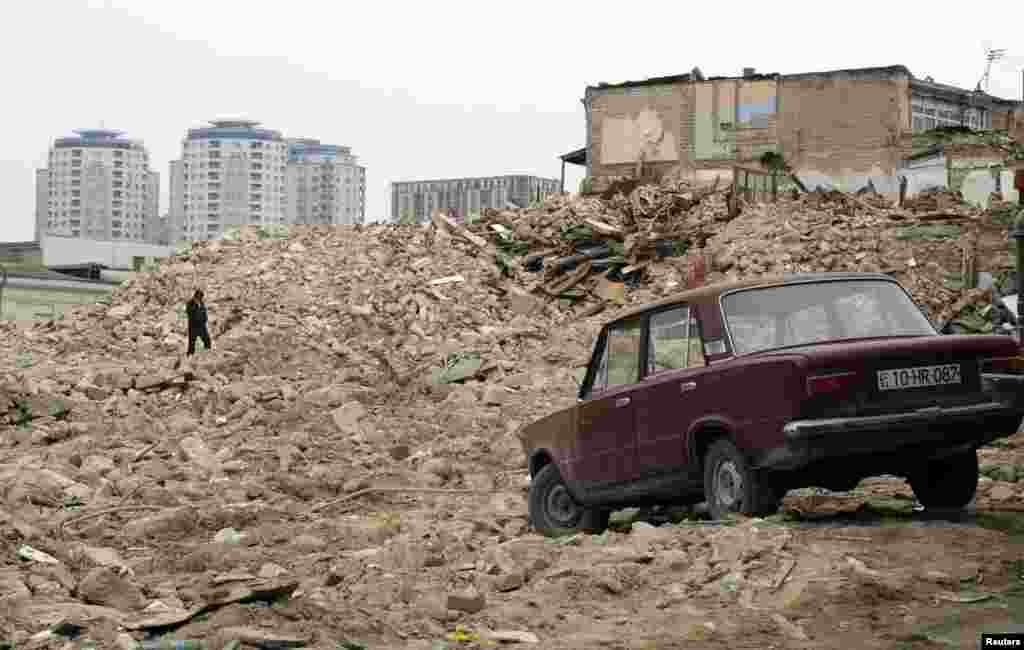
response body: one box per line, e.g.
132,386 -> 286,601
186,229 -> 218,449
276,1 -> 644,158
715,460 -> 744,510
546,484 -> 580,526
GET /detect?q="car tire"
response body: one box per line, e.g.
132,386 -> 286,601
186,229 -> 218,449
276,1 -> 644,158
908,450 -> 978,510
704,438 -> 780,520
528,464 -> 608,537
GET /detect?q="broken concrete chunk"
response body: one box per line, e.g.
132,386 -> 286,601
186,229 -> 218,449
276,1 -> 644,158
488,629 -> 540,644
78,545 -> 126,569
259,563 -> 288,579
218,626 -> 309,648
77,566 -> 146,611
179,435 -> 218,473
0,569 -> 31,601
481,385 -> 507,406
16,545 -> 59,565
446,587 -> 486,613
493,569 -> 526,592
332,401 -> 367,434
124,508 -> 198,540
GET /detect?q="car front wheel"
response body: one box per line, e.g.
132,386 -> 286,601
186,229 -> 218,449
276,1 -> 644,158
908,450 -> 978,510
528,463 -> 609,537
704,439 -> 781,520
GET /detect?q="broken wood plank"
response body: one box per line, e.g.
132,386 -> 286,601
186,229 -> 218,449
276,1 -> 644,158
219,626 -> 309,648
914,212 -> 973,222
576,302 -> 606,319
429,275 -> 465,285
431,210 -> 490,249
311,486 -> 515,513
583,218 -> 624,238
772,558 -> 797,592
621,261 -> 650,275
543,261 -> 593,296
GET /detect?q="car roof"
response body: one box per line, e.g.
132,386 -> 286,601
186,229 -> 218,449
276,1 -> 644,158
606,271 -> 897,325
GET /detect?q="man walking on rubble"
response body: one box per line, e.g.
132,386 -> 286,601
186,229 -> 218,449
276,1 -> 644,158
186,289 -> 212,356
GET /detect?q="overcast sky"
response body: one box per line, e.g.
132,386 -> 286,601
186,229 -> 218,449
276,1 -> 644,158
2,0 -> 1022,241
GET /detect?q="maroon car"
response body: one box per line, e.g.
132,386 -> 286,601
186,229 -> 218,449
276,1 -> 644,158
519,272 -> 1024,536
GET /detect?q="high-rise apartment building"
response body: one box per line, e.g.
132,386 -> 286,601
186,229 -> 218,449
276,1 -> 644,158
169,119 -> 288,242
35,169 -> 49,241
285,139 -> 366,225
38,129 -> 159,242
389,175 -> 560,223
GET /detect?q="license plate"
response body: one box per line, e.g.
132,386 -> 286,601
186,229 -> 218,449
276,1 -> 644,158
877,364 -> 961,391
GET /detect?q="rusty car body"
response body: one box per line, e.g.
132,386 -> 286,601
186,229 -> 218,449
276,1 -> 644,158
519,272 -> 1024,535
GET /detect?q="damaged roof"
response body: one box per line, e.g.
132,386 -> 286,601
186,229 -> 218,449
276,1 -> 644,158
585,64 -> 1020,105
587,64 -> 910,91
912,76 -> 1022,106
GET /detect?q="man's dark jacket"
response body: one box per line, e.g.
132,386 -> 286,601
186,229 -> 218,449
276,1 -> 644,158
186,299 -> 208,331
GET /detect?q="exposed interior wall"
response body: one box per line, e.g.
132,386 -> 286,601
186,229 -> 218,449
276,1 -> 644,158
691,79 -> 779,164
777,71 -> 911,200
588,84 -> 686,180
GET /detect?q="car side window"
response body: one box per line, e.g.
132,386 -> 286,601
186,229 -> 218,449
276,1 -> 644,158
605,318 -> 643,388
648,307 -> 690,374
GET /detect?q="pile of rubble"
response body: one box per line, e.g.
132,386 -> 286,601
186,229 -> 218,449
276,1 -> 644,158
2,180 -> 1023,647
459,177 -> 1012,324
901,187 -> 972,214
462,181 -> 726,312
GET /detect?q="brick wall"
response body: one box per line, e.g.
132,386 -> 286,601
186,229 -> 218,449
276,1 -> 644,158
992,109 -> 1013,132
585,68 -> 932,196
776,72 -> 911,177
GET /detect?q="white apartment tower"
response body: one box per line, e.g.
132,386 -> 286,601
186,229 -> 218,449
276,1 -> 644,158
170,119 -> 287,242
285,139 -> 366,225
38,129 -> 159,242
35,169 -> 49,241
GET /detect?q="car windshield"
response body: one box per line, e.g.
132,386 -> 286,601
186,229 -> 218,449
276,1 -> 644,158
721,279 -> 936,355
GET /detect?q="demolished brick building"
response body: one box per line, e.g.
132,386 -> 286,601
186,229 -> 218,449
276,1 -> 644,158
579,65 -> 1023,203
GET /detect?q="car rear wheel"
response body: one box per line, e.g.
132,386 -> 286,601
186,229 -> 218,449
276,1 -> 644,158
908,450 -> 978,510
704,439 -> 781,520
528,464 -> 609,537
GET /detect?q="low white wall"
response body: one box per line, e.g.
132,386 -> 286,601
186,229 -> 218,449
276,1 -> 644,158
42,236 -> 174,270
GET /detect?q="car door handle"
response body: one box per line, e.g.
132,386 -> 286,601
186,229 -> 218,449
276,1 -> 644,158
615,397 -> 631,407
680,381 -> 697,393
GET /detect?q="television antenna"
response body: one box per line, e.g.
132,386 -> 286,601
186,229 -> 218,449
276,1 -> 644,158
976,47 -> 1007,93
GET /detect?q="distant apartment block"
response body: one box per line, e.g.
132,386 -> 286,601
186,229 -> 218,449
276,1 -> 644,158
390,175 -> 560,223
169,119 -> 288,242
37,129 -> 160,243
285,138 -> 366,225
35,169 -> 49,241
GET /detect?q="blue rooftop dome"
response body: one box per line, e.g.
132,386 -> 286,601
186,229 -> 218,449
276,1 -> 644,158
186,119 -> 283,142
287,138 -> 352,162
53,128 -> 142,150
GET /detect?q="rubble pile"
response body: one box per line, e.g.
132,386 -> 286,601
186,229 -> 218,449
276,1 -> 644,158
459,178 -> 1013,324
900,186 -> 973,214
1,184 -> 1023,647
465,181 -> 727,311
0,223 -> 614,645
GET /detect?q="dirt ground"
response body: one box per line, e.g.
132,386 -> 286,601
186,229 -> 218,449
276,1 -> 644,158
2,421 -> 1023,649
